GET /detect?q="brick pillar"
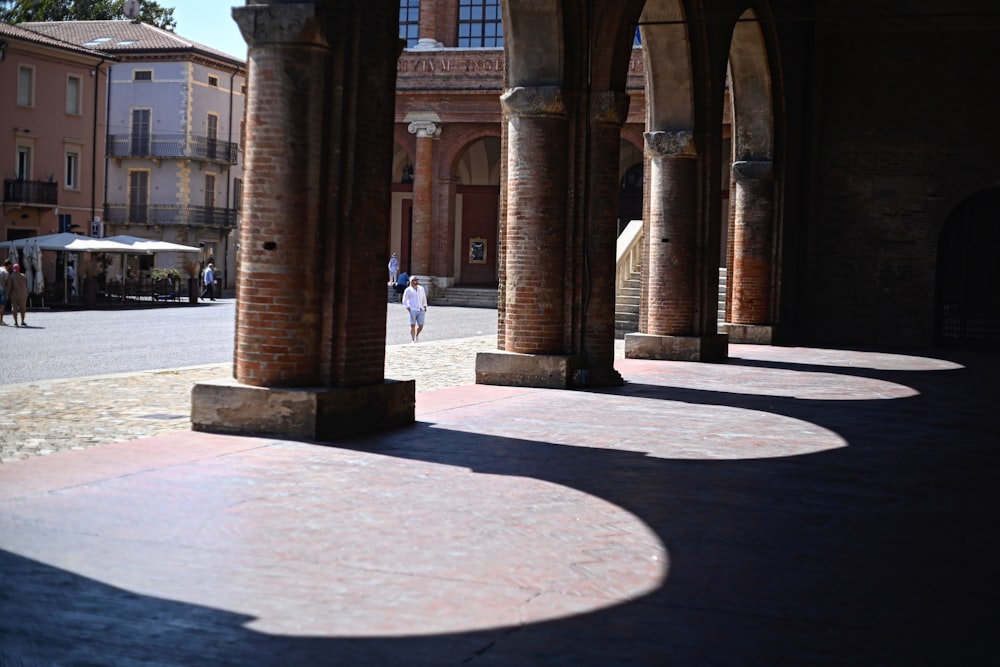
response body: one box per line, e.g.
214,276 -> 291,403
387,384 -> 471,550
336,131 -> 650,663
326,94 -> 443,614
725,160 -> 776,344
577,91 -> 629,386
625,131 -> 727,361
407,120 -> 438,285
475,86 -> 581,387
191,0 -> 415,441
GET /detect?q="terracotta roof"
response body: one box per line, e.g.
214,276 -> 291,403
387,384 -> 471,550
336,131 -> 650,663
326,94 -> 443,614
0,21 -> 114,60
19,20 -> 245,67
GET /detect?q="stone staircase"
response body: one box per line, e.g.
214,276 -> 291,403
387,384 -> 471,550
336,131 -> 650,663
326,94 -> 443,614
429,286 -> 499,309
613,220 -> 728,338
615,267 -> 642,338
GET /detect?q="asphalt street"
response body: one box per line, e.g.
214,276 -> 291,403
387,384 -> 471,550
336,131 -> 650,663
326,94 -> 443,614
0,300 -> 498,386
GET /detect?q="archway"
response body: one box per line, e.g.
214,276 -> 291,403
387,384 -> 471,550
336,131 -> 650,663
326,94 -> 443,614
936,188 -> 1000,346
724,7 -> 778,343
454,136 -> 501,286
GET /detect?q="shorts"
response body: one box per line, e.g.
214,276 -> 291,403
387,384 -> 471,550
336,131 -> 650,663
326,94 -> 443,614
409,309 -> 425,326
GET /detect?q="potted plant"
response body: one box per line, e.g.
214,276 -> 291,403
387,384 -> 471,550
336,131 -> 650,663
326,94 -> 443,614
151,267 -> 182,300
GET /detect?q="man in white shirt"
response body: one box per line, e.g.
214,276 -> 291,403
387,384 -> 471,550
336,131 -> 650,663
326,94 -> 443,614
401,276 -> 428,343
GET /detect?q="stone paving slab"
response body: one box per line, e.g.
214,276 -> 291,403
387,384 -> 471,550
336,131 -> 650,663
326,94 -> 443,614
0,344 -> 997,665
0,335 -> 512,463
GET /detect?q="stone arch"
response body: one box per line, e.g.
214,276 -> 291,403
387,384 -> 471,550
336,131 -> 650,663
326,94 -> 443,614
729,8 -> 773,162
442,127 -> 503,184
639,0 -> 695,131
503,0 -> 563,87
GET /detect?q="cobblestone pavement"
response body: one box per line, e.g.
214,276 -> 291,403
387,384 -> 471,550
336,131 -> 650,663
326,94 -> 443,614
0,337 -> 626,462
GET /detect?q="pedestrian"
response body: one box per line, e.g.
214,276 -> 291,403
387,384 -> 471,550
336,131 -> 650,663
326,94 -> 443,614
5,263 -> 29,327
201,262 -> 216,300
67,260 -> 76,299
401,275 -> 428,343
0,259 -> 9,326
388,252 -> 399,285
394,270 -> 409,301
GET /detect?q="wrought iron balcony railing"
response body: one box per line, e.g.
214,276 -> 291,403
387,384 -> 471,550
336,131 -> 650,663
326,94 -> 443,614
107,133 -> 240,164
3,179 -> 59,206
104,203 -> 238,228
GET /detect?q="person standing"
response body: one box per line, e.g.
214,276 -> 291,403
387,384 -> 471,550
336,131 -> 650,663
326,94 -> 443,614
0,259 -> 10,326
201,263 -> 216,300
401,275 -> 428,343
67,260 -> 76,299
388,252 -> 399,285
5,263 -> 29,327
394,270 -> 409,302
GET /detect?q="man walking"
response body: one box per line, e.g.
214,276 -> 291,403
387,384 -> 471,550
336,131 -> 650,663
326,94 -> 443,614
201,263 -> 216,301
401,276 -> 428,343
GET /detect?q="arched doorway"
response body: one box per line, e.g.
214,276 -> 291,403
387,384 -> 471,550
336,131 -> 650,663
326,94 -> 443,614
936,188 -> 1000,345
390,141 -> 414,274
454,136 -> 501,286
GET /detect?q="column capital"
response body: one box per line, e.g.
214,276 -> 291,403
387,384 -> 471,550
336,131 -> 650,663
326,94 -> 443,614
590,91 -> 631,126
732,160 -> 774,182
644,130 -> 697,159
407,120 -> 441,138
232,2 -> 325,49
501,86 -> 566,118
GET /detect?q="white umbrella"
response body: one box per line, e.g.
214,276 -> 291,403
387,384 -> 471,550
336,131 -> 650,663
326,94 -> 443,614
22,239 -> 36,296
28,238 -> 44,294
6,243 -> 18,267
102,235 -> 201,253
0,232 -> 133,253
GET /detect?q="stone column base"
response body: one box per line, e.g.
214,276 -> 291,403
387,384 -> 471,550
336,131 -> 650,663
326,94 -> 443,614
624,333 -> 729,362
476,352 -> 581,389
719,323 -> 775,345
192,379 -> 415,442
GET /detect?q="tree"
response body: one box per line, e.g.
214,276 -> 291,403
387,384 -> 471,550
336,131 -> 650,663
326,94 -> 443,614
0,0 -> 176,31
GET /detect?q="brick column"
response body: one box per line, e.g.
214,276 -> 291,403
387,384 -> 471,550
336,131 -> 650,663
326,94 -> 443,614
625,131 -> 727,361
191,0 -> 414,441
413,0 -> 444,49
407,120 -> 438,287
725,160 -> 776,344
476,86 -> 580,387
576,91 -> 629,386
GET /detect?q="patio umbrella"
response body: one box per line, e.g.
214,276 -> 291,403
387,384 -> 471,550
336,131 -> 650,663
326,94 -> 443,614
101,235 -> 201,253
0,232 -> 133,253
28,238 -> 44,294
22,239 -> 36,295
6,243 -> 18,268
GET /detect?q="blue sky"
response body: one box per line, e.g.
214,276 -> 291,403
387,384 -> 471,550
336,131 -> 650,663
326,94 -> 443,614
168,0 -> 247,60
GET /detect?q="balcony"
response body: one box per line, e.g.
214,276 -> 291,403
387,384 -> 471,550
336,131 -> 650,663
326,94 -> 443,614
107,133 -> 240,165
3,179 -> 58,207
104,204 -> 238,228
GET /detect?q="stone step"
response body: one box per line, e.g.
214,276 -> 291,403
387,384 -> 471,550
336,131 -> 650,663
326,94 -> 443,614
430,288 -> 499,308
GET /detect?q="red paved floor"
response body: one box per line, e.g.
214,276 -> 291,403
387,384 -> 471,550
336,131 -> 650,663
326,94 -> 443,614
1,345 -> 998,666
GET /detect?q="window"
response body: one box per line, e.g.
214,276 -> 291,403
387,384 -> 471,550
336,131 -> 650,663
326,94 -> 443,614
66,75 -> 82,114
134,70 -> 152,81
131,108 -> 151,156
128,170 -> 149,223
65,151 -> 80,190
208,75 -> 219,87
399,0 -> 420,48
17,65 -> 34,107
458,0 -> 502,48
16,146 -> 32,180
207,113 -> 219,160
205,174 -> 216,209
